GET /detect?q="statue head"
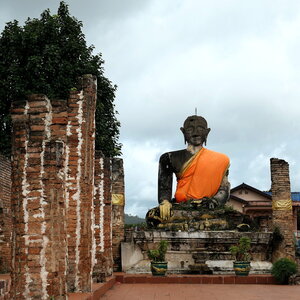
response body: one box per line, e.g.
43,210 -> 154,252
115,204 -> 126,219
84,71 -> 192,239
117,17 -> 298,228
180,115 -> 211,146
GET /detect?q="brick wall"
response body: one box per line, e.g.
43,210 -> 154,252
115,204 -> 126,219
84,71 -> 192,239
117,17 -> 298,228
0,154 -> 11,273
10,75 -> 97,299
270,158 -> 295,261
111,158 -> 125,271
93,151 -> 113,281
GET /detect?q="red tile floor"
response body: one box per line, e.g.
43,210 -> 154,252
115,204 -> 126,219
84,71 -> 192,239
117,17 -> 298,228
101,283 -> 300,300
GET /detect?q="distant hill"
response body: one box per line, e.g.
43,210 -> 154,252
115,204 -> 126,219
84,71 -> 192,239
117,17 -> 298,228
125,213 -> 145,224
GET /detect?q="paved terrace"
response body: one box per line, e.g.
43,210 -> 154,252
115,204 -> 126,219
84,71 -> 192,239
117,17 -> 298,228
2,273 -> 300,299
102,283 -> 300,300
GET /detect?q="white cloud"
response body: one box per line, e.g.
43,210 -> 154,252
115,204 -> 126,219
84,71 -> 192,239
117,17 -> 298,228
2,0 -> 300,216
122,140 -> 165,216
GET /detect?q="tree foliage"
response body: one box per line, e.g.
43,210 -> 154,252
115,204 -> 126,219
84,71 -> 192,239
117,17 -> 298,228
0,1 -> 121,157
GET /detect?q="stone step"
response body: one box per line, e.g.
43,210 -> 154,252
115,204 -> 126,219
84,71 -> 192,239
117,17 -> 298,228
115,272 -> 277,284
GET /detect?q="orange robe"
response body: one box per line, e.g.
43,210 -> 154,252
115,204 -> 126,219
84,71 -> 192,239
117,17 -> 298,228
175,148 -> 230,203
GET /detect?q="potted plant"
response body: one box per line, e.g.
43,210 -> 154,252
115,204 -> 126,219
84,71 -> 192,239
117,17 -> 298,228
147,240 -> 169,276
230,236 -> 251,276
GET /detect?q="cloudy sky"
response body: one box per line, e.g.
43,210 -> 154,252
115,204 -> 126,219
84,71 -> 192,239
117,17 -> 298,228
1,0 -> 300,217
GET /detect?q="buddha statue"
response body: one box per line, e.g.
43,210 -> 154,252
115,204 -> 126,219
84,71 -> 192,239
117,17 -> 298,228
146,115 -> 230,228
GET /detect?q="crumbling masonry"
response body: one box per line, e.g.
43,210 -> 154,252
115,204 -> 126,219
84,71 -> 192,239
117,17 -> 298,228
0,154 -> 12,274
111,158 -> 125,271
270,158 -> 295,261
6,75 -> 125,299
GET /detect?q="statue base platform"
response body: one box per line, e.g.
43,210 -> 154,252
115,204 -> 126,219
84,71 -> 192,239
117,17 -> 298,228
121,230 -> 273,275
146,204 -> 256,231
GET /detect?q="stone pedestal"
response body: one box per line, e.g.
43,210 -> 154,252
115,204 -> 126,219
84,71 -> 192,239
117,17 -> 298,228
122,230 -> 273,274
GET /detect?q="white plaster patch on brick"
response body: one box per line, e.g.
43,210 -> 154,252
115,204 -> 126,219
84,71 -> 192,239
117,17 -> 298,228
28,238 -> 43,244
40,235 -> 49,300
22,100 -> 31,299
40,96 -> 52,224
39,96 -> 52,299
23,265 -> 32,299
44,97 -> 52,140
66,120 -> 72,136
57,168 -> 65,181
99,157 -> 105,252
11,231 -> 15,284
110,203 -> 113,250
64,148 -> 72,211
91,132 -> 96,272
65,121 -> 72,210
24,101 -> 29,114
56,140 -> 66,181
22,139 -> 30,234
75,91 -> 84,290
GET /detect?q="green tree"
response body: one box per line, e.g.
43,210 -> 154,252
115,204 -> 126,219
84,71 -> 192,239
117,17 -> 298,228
0,1 -> 121,157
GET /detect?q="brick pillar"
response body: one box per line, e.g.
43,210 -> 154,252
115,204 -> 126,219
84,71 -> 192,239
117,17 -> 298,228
10,74 -> 97,299
0,154 -> 12,273
111,158 -> 125,271
271,158 -> 295,261
66,75 -> 97,292
10,95 -> 68,299
93,151 -> 113,281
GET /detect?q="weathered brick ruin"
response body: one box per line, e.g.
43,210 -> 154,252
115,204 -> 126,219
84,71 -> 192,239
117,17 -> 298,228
93,151 -> 113,280
111,158 -> 125,271
2,73 -> 297,297
0,155 -> 12,274
5,74 -> 125,299
270,158 -> 295,261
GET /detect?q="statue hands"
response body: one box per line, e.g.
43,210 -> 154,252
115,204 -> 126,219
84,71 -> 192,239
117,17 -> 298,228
159,199 -> 172,221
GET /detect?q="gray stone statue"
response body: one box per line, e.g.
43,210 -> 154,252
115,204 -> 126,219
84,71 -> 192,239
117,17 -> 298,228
147,115 -> 230,227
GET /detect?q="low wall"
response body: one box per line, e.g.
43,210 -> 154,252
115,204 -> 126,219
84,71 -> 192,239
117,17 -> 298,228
122,230 -> 273,274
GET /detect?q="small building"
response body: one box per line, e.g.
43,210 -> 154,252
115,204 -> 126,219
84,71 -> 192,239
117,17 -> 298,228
228,183 -> 300,235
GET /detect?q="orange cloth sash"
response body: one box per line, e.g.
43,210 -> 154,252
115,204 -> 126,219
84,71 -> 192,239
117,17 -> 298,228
175,148 -> 230,203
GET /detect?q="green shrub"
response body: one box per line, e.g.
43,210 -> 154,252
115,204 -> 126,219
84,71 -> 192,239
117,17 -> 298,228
272,227 -> 284,247
271,258 -> 298,284
147,240 -> 169,262
230,236 -> 251,261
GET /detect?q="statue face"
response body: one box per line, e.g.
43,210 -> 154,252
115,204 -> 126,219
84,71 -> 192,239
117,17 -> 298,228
181,116 -> 210,146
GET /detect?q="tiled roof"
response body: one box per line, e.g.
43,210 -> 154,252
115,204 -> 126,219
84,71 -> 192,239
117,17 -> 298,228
231,183 -> 300,202
231,183 -> 272,199
291,192 -> 300,201
264,191 -> 300,201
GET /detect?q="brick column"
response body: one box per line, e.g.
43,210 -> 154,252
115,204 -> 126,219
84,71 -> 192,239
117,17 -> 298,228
111,158 -> 125,271
10,74 -> 97,298
93,151 -> 113,281
0,154 -> 12,273
66,75 -> 97,292
10,95 -> 68,299
270,158 -> 295,261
